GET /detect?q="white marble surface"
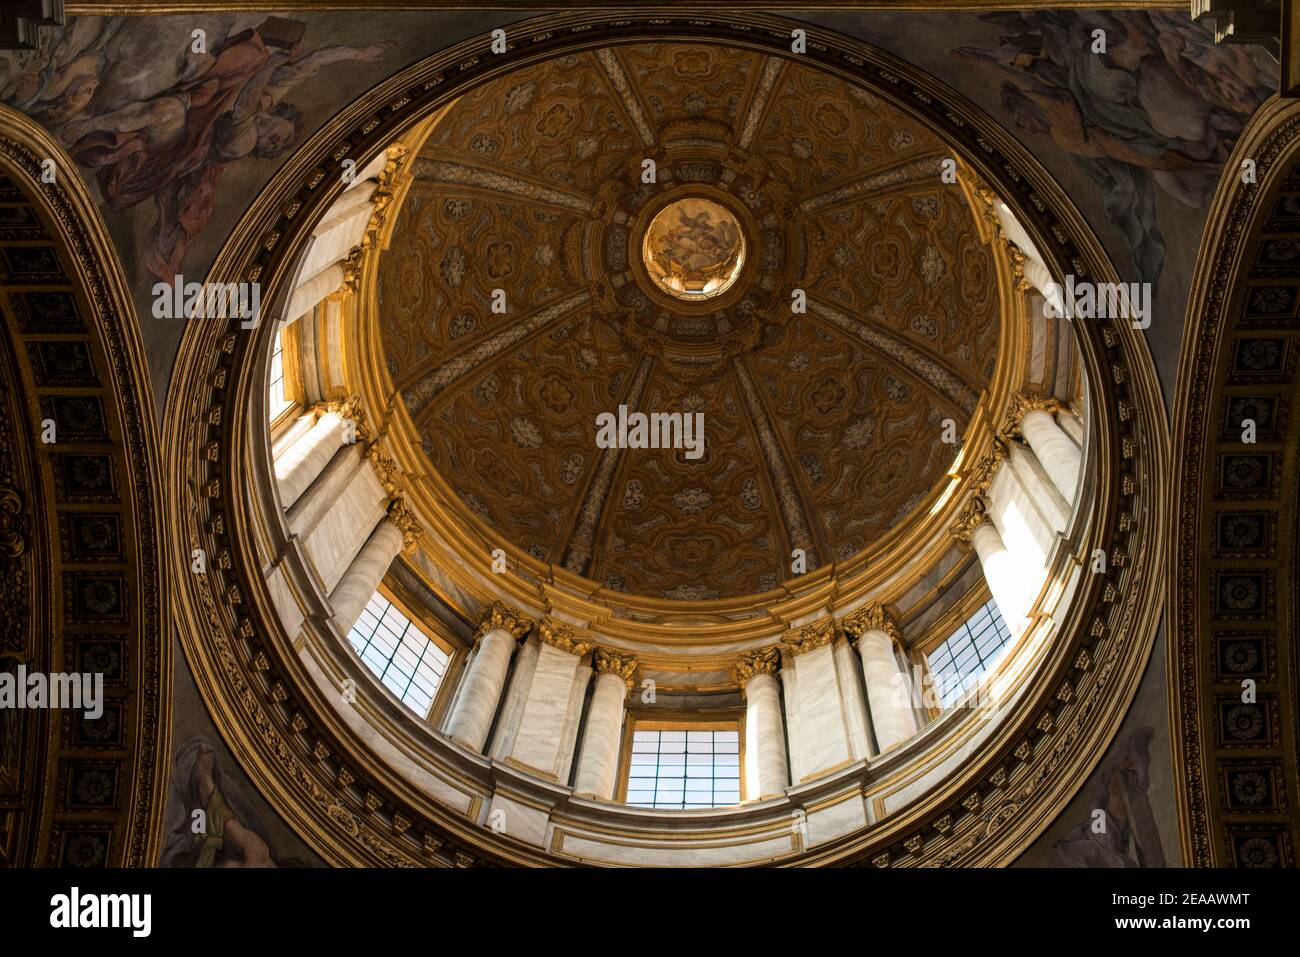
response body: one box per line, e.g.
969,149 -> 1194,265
745,672 -> 789,798
328,517 -> 402,632
1022,408 -> 1081,503
274,411 -> 347,509
302,460 -> 386,592
446,628 -> 517,751
857,629 -> 917,751
573,671 -> 626,799
786,643 -> 854,780
506,641 -> 587,780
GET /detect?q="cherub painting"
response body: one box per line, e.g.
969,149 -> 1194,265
0,16 -> 391,281
953,10 -> 1275,288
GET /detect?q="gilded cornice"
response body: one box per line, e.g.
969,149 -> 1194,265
538,618 -> 595,658
781,618 -> 836,657
362,145 -> 409,250
476,601 -> 533,643
948,439 -> 1005,544
342,244 -> 365,293
593,647 -> 639,690
730,647 -> 781,689
839,603 -> 900,647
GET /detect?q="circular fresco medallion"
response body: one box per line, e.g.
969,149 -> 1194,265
641,197 -> 745,301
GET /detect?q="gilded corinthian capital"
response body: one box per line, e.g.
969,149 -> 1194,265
731,647 -> 780,689
949,494 -> 988,545
386,497 -> 421,553
594,648 -> 639,690
317,393 -> 365,429
781,618 -> 836,657
1000,391 -> 1063,442
538,618 -> 594,658
475,602 -> 533,643
840,603 -> 901,646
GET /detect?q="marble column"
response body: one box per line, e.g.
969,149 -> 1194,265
286,442 -> 365,537
444,604 -> 532,752
325,496 -> 416,631
285,262 -> 346,324
1020,407 -> 1081,505
274,409 -> 352,509
573,649 -> 637,799
843,605 -> 917,752
733,648 -> 788,801
327,507 -> 406,633
968,513 -> 1032,631
488,620 -> 593,780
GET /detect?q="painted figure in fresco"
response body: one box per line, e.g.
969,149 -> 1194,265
161,736 -> 309,867
0,17 -> 391,281
1053,726 -> 1166,867
954,10 -> 1275,289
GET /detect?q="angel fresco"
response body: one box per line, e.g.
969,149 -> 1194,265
953,10 -> 1275,290
0,16 -> 391,281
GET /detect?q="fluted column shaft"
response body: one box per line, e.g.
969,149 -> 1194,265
327,515 -> 403,632
743,673 -> 789,800
856,629 -> 917,751
275,411 -> 350,509
445,628 -> 518,752
1020,408 -> 1080,504
573,671 -> 629,799
971,520 -> 1031,631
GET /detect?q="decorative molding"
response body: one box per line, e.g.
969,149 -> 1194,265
999,391 -> 1064,442
160,10 -> 1165,869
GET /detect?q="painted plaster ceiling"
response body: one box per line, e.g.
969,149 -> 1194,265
375,42 -> 1002,601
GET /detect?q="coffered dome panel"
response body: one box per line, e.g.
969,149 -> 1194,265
375,41 -> 1005,601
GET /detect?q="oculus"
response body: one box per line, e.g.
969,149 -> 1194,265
641,197 -> 745,300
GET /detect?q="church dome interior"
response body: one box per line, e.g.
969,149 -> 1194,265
5,2 -> 1289,893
